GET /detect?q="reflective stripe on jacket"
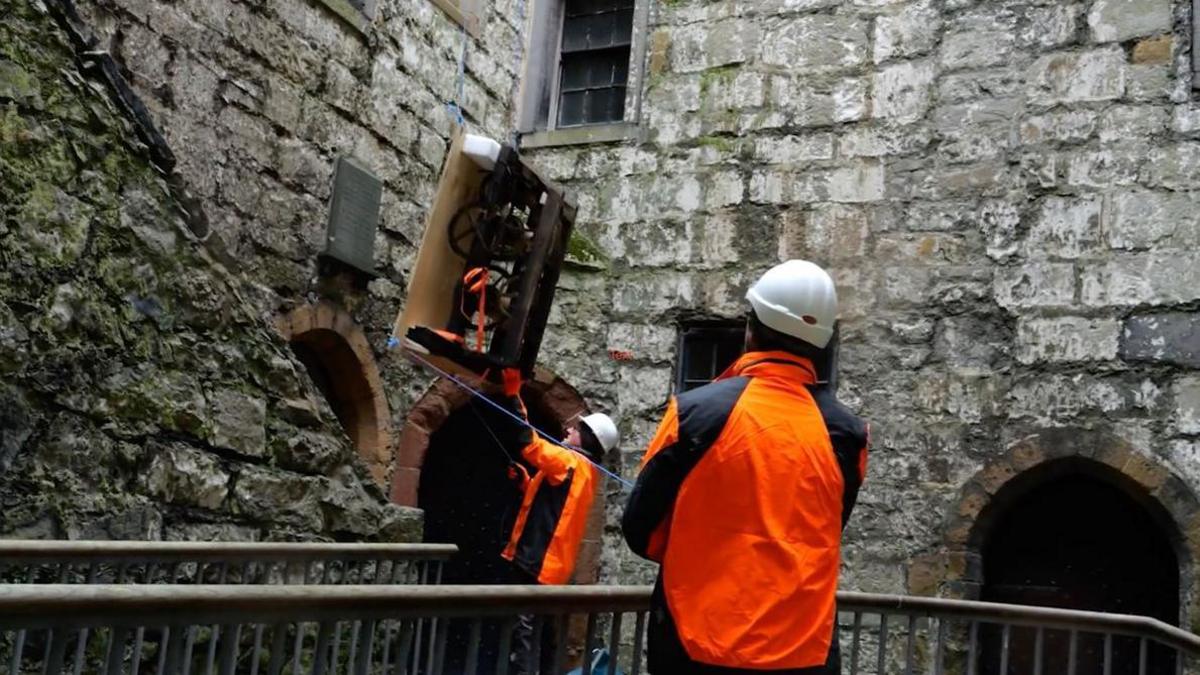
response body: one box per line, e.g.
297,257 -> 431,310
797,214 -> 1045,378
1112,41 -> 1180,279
502,436 -> 598,585
622,350 -> 869,671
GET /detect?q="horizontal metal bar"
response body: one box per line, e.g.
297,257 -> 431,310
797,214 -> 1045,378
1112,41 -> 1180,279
837,591 -> 1200,654
0,541 -> 458,564
3,584 -> 1198,657
0,585 -> 652,630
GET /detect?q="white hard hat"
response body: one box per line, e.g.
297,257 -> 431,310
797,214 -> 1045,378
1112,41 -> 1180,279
745,260 -> 839,349
579,413 -> 619,453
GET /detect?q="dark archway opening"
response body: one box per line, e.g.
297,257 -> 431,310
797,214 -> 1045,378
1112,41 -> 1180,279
980,472 -> 1179,675
290,330 -> 371,449
419,395 -> 564,673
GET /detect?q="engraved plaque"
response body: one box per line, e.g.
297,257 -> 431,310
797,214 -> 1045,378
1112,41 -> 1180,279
325,156 -> 382,275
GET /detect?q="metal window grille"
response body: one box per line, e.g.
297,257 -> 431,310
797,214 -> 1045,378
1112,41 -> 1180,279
556,0 -> 634,127
676,323 -> 744,393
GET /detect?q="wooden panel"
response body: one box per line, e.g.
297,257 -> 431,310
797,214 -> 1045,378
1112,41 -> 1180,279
392,128 -> 487,378
429,0 -> 481,36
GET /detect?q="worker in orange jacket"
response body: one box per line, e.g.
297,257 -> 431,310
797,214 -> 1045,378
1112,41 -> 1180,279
495,370 -> 619,673
622,260 -> 869,674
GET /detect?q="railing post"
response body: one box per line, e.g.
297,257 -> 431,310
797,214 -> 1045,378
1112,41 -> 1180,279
1067,629 -> 1078,675
877,615 -> 888,675
999,624 -> 1010,675
850,612 -> 862,675
1034,627 -> 1044,675
933,618 -> 946,675
904,614 -> 916,675
967,621 -> 978,675
582,612 -> 597,675
630,612 -> 646,675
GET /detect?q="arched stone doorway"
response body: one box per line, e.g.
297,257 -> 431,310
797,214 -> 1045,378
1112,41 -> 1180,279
391,369 -> 603,584
925,429 -> 1200,675
392,371 -> 603,672
274,301 -> 391,483
978,460 -> 1179,674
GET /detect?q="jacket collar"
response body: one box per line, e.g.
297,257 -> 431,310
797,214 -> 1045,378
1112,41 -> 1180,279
715,350 -> 817,385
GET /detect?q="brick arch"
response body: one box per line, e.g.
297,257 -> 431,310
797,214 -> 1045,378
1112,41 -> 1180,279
274,301 -> 391,484
916,428 -> 1200,626
390,368 -> 604,583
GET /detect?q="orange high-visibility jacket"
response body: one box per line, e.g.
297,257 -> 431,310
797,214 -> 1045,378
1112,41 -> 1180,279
502,435 -> 597,585
623,351 -> 869,671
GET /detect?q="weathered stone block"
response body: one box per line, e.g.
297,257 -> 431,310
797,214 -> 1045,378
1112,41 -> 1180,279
1141,143 -> 1200,189
616,366 -> 672,414
145,443 -> 230,510
1107,189 -> 1200,250
1082,254 -> 1200,307
1065,149 -> 1140,189
824,163 -> 886,203
939,31 -> 1014,71
669,20 -> 757,73
1024,195 -> 1103,259
377,504 -> 424,542
1173,376 -> 1200,435
1133,35 -> 1174,65
875,232 -> 970,265
993,263 -> 1076,310
1019,4 -> 1080,49
1122,313 -> 1200,368
839,125 -> 932,158
1005,375 -> 1127,424
872,60 -> 935,124
759,15 -> 868,70
232,465 -> 323,530
208,389 -> 267,458
873,0 -> 941,63
1016,317 -> 1121,364
805,204 -> 870,259
1098,106 -> 1168,143
754,134 -> 834,164
1019,110 -> 1097,145
1088,0 -> 1171,43
1026,49 -> 1126,106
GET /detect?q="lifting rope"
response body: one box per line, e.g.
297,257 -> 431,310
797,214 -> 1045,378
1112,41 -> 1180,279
394,343 -> 636,491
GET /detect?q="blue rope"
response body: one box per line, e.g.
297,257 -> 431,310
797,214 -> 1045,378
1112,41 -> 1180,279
445,25 -> 469,127
393,339 -> 635,491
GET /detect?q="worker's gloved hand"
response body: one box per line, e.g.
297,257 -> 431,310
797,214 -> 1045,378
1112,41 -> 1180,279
506,462 -> 530,491
494,368 -> 533,448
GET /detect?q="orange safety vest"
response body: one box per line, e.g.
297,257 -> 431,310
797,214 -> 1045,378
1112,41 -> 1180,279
623,351 -> 869,671
502,436 -> 597,585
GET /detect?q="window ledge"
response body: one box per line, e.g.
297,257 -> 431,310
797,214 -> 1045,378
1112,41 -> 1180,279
519,123 -> 641,149
311,0 -> 372,38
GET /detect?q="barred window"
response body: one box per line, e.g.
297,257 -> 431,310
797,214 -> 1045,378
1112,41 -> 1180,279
556,0 -> 634,127
676,323 -> 744,393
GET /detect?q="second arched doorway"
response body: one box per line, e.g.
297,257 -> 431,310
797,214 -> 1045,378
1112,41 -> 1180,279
976,458 -> 1180,675
393,371 -> 604,672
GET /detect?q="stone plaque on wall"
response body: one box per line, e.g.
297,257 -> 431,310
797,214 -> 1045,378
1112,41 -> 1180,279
324,156 -> 381,276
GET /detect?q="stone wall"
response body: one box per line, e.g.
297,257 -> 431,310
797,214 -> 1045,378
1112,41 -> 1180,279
8,0 -> 1200,625
0,0 -> 419,543
525,0 -> 1200,613
68,0 -> 529,481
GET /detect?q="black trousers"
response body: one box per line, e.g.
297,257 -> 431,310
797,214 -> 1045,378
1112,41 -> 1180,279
510,568 -> 557,675
646,580 -> 841,675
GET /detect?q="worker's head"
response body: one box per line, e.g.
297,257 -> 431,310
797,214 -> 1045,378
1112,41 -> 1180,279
565,412 -> 619,459
744,260 -> 838,358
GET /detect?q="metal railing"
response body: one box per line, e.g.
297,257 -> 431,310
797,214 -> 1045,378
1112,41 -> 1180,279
0,541 -> 458,587
0,584 -> 1196,674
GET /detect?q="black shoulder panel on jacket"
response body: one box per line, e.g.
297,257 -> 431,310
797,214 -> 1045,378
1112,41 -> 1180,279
621,377 -> 750,559
807,386 -> 869,528
676,376 -> 751,450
